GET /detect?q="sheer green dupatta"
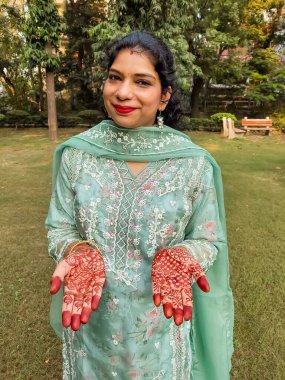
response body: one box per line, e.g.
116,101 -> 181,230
49,120 -> 234,380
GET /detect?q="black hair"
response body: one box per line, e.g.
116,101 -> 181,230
105,31 -> 181,127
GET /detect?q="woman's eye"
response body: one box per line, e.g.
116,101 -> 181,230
108,75 -> 120,81
137,80 -> 151,87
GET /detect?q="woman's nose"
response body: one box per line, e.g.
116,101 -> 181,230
115,80 -> 133,100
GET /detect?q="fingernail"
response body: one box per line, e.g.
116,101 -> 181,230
91,295 -> 100,310
81,308 -> 91,324
163,303 -> 173,318
153,294 -> 161,307
71,314 -> 81,331
175,318 -> 183,326
50,276 -> 62,294
62,311 -> 71,327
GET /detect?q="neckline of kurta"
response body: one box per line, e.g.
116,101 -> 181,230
124,161 -> 150,179
74,119 -> 206,160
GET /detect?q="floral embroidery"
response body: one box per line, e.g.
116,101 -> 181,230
62,329 -> 78,380
108,297 -> 120,314
169,322 -> 191,380
80,122 -> 188,154
111,332 -> 123,346
146,208 -> 169,257
74,348 -> 87,358
152,370 -> 166,380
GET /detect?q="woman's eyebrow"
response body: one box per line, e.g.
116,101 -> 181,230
109,68 -> 156,80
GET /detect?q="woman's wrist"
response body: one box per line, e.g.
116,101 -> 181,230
64,240 -> 101,258
63,241 -> 88,257
175,244 -> 193,257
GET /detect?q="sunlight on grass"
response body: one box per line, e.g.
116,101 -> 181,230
1,128 -> 284,379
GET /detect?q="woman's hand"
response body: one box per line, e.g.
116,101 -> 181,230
50,244 -> 106,331
151,246 -> 210,326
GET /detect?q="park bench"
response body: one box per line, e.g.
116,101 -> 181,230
241,117 -> 275,135
222,117 -> 246,139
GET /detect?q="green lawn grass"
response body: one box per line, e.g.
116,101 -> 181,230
0,128 -> 284,379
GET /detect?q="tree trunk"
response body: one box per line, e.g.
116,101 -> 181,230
45,43 -> 58,140
0,70 -> 15,96
46,68 -> 58,141
38,64 -> 44,112
190,77 -> 204,118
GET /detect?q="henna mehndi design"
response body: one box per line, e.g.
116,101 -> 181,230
151,246 -> 210,326
50,244 -> 106,331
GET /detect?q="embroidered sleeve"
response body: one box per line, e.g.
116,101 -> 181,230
45,148 -> 82,263
176,160 -> 223,272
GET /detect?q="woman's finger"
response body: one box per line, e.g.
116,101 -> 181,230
152,275 -> 161,307
171,289 -> 183,326
196,275 -> 210,293
81,290 -> 93,324
71,292 -> 84,331
190,261 -> 205,283
91,279 -> 105,311
173,308 -> 183,326
50,276 -> 62,295
181,287 -> 193,321
163,303 -> 173,318
62,288 -> 74,328
50,260 -> 70,294
161,286 -> 173,318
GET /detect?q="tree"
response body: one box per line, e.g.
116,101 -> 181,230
185,0 -> 247,116
23,0 -> 64,140
0,2 -> 29,110
60,0 -> 107,110
245,48 -> 285,105
242,1 -> 285,106
243,0 -> 285,49
89,0 -> 246,117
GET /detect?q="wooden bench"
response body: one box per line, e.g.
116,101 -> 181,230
241,117 -> 275,135
222,117 -> 246,139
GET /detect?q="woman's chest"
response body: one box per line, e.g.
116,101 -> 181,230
71,156 -> 206,237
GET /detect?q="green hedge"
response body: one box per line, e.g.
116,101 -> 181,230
6,110 -> 30,117
6,110 -> 30,123
77,109 -> 104,122
57,115 -> 84,128
272,112 -> 285,132
210,113 -> 237,126
0,114 -> 6,124
177,116 -> 219,131
0,111 -> 92,128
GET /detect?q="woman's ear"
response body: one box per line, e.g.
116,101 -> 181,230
159,86 -> 172,111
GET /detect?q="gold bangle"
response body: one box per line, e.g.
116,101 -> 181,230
69,240 -> 100,255
86,240 -> 101,252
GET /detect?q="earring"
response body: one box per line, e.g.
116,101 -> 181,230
157,111 -> 164,129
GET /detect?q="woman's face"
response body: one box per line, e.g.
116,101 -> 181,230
103,48 -> 171,128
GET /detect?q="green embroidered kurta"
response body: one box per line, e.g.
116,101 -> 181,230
46,120 -> 234,380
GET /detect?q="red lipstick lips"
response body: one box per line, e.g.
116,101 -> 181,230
114,105 -> 136,114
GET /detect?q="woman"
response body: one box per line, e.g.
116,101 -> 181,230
46,31 -> 234,380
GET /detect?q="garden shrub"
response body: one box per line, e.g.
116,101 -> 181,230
210,113 -> 237,127
77,109 -> 104,122
272,112 -> 285,132
58,115 -> 85,128
234,120 -> 242,129
0,114 -> 6,124
27,114 -> 47,126
7,110 -> 30,117
177,116 -> 218,131
6,109 -> 30,124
